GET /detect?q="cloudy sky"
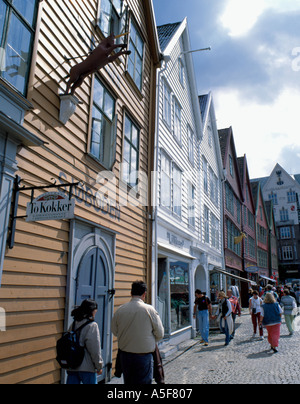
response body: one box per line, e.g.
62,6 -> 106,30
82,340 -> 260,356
153,0 -> 300,179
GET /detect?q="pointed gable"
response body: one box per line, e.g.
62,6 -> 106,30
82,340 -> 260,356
218,127 -> 243,201
157,21 -> 182,52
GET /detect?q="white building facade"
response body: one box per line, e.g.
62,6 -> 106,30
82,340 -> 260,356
153,19 -> 224,350
261,164 -> 300,281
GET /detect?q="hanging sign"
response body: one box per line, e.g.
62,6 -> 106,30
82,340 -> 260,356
26,191 -> 75,222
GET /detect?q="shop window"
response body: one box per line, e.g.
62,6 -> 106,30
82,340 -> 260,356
90,77 -> 117,169
0,0 -> 38,95
210,272 -> 221,304
170,261 -> 190,333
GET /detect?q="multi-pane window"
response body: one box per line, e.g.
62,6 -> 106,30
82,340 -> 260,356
257,224 -> 267,244
128,20 -> 144,90
203,157 -> 208,193
280,227 -> 291,239
173,99 -> 181,143
258,249 -> 268,268
188,126 -> 194,164
211,213 -> 220,250
122,114 -> 140,187
178,58 -> 184,85
226,219 -> 241,256
160,152 -> 171,209
225,183 -> 234,215
98,0 -> 127,41
268,192 -> 278,205
204,206 -> 210,244
188,182 -> 195,227
163,80 -> 171,127
282,246 -> 293,261
280,208 -> 289,222
248,236 -> 256,258
0,0 -> 38,94
172,165 -> 181,217
287,189 -> 297,203
91,78 -> 116,169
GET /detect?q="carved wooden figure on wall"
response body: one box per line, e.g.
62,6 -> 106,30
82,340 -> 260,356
65,33 -> 130,95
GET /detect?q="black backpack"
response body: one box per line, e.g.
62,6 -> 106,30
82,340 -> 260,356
56,320 -> 93,369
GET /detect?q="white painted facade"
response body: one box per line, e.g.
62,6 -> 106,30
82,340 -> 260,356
153,19 -> 224,348
262,163 -> 300,226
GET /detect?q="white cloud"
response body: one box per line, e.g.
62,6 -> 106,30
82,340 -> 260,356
214,87 -> 300,178
220,0 -> 300,37
220,0 -> 268,37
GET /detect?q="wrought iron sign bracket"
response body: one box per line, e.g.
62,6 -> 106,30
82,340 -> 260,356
8,176 -> 80,249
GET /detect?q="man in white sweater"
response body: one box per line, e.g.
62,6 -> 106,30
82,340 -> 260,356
111,281 -> 164,384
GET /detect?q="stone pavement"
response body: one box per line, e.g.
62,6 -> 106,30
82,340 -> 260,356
163,312 -> 300,384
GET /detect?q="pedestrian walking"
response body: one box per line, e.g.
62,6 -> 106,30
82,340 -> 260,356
280,289 -> 297,335
66,299 -> 103,385
259,293 -> 283,353
111,281 -> 164,385
262,285 -> 279,302
227,289 -> 241,339
193,290 -> 212,346
212,291 -> 233,346
249,290 -> 264,340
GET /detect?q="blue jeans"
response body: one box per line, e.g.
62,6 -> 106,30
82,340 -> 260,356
220,318 -> 231,345
67,371 -> 97,385
197,310 -> 209,343
120,351 -> 153,384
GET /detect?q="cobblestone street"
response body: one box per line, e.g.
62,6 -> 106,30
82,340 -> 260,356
163,312 -> 300,384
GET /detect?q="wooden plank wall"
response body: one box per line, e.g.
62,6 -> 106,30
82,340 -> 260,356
0,0 -> 155,384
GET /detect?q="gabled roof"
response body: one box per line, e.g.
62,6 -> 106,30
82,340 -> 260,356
237,154 -> 256,212
157,17 -> 203,138
218,126 -> 243,200
199,92 -> 224,180
157,22 -> 182,52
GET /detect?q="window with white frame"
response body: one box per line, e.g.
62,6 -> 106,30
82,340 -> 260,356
98,0 -> 128,41
160,151 -> 171,209
163,80 -> 171,127
179,57 -> 184,86
203,157 -> 208,194
280,208 -> 289,222
188,125 -> 194,164
122,114 -> 140,187
211,213 -> 220,250
0,0 -> 39,94
188,182 -> 195,227
268,192 -> 278,205
287,189 -> 297,203
91,77 -> 117,169
282,246 -> 293,261
280,227 -> 291,239
258,248 -> 268,268
172,164 -> 182,217
127,19 -> 144,90
173,98 -> 181,143
204,206 -> 210,244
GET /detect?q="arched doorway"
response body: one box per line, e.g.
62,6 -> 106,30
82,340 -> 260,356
76,247 -> 109,382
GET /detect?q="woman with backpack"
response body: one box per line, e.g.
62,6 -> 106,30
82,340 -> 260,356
66,299 -> 103,384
